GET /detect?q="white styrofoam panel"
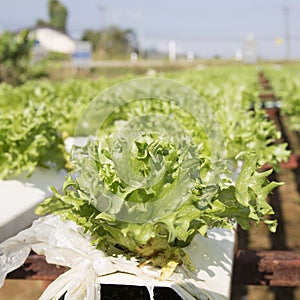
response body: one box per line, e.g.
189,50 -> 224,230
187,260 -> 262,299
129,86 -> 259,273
98,228 -> 235,300
0,168 -> 67,242
0,137 -> 89,242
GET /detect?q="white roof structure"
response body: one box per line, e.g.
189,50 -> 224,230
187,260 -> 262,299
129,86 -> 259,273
32,27 -> 76,54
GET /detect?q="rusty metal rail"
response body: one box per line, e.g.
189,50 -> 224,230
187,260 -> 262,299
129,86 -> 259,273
233,250 -> 300,286
6,251 -> 300,286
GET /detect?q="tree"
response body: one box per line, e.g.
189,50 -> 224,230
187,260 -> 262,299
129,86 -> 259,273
81,30 -> 102,52
48,0 -> 68,32
36,19 -> 49,27
82,26 -> 139,58
0,30 -> 34,84
36,0 -> 68,32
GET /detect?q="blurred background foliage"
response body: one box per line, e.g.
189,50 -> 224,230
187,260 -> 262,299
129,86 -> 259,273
82,26 -> 139,59
0,30 -> 34,84
0,0 -> 140,84
36,0 -> 68,32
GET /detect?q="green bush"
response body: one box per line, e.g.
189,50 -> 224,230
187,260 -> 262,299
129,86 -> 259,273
0,29 -> 34,84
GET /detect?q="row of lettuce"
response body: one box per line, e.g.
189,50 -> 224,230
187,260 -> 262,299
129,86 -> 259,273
0,65 -> 290,180
263,64 -> 300,132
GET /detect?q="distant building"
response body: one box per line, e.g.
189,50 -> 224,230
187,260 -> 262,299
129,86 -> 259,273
31,27 -> 76,54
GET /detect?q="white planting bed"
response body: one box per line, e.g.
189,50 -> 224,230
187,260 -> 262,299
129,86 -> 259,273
0,168 -> 67,242
97,228 -> 235,299
0,137 -> 85,242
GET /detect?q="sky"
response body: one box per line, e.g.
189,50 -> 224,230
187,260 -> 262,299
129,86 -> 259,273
0,0 -> 300,59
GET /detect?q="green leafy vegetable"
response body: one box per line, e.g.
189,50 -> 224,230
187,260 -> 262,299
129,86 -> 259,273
36,99 -> 279,276
264,65 -> 300,132
0,102 -> 67,179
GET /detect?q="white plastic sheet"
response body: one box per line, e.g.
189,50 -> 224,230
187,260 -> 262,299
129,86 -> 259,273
0,215 -> 156,300
0,214 -> 235,300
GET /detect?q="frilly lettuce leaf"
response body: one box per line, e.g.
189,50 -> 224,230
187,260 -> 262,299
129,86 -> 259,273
36,134 -> 279,273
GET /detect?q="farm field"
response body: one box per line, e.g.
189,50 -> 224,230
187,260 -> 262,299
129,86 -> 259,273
1,62 -> 300,300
